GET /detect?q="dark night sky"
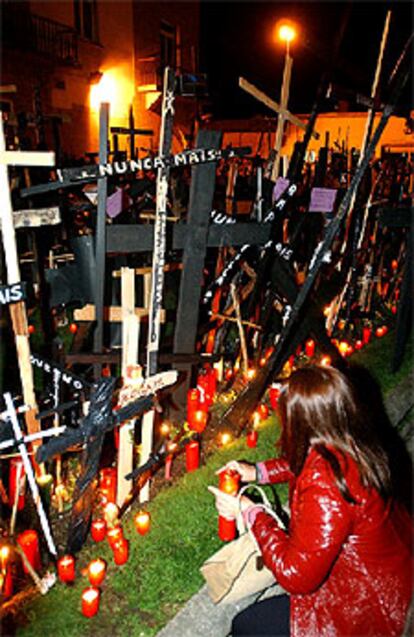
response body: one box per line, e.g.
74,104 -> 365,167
199,0 -> 413,119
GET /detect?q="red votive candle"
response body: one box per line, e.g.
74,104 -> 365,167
81,587 -> 100,617
269,384 -> 280,410
91,518 -> 107,542
57,555 -> 75,583
355,340 -> 363,351
218,470 -> 240,542
206,367 -> 217,398
186,440 -> 200,472
134,510 -> 151,535
246,430 -> 258,448
257,404 -> 269,420
197,374 -> 212,408
107,526 -> 124,549
165,454 -> 173,480
1,547 -> 13,598
305,339 -> 315,357
187,388 -> 200,425
99,468 -> 117,505
189,409 -> 208,433
17,530 -> 41,573
362,326 -> 372,345
113,539 -> 129,565
9,458 -> 26,511
88,559 -> 106,587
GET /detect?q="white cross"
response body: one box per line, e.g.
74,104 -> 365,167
2,393 -> 63,556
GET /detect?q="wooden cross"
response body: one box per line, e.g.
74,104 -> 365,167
117,267 -> 140,507
1,393 -> 64,556
0,118 -> 54,451
110,105 -> 153,160
239,77 -> 320,140
140,66 -> 176,503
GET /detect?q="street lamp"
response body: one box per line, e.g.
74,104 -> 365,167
277,23 -> 297,54
271,20 -> 298,181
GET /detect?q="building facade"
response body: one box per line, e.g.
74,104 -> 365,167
1,0 -> 200,158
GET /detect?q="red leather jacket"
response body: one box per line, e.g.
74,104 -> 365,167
252,448 -> 413,636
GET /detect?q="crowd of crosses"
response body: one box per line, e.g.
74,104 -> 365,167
0,8 -> 412,611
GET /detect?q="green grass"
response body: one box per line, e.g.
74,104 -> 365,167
14,331 -> 412,636
350,330 -> 413,395
17,418 -> 281,637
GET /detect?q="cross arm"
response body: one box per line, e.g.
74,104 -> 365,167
0,151 -> 55,167
239,77 -> 320,140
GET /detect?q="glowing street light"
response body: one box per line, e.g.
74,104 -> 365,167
278,23 -> 297,46
270,19 -> 299,181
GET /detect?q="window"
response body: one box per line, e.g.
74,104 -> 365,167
160,21 -> 176,70
74,0 -> 98,41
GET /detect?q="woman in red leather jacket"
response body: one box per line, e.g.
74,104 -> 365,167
209,365 -> 413,636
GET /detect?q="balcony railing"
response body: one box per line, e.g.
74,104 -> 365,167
3,7 -> 79,66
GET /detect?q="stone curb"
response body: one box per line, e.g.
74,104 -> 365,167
156,371 -> 414,637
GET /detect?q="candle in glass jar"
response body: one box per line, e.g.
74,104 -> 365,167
88,559 -> 106,587
9,458 -> 26,511
103,502 -> 119,528
186,440 -> 200,472
81,587 -> 100,618
0,547 -> 13,598
187,388 -> 200,425
165,454 -> 173,480
305,339 -> 315,357
189,409 -> 208,433
134,510 -> 151,536
362,326 -> 372,345
113,539 -> 129,565
57,555 -> 75,583
269,384 -> 280,410
246,430 -> 258,448
99,468 -> 117,505
218,470 -> 240,542
107,526 -> 124,549
257,404 -> 269,420
91,519 -> 107,542
16,530 -> 41,573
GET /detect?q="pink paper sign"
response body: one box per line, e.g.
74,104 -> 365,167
106,189 -> 123,218
272,177 -> 290,203
309,188 -> 337,213
106,188 -> 131,218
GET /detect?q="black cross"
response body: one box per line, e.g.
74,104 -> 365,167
110,105 -> 153,160
36,377 -> 153,552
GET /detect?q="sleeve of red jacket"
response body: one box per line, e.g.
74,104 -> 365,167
257,457 -> 294,484
251,467 -> 352,595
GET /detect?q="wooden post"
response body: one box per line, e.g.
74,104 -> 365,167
271,51 -> 293,182
230,283 -> 249,374
173,129 -> 222,415
117,267 -> 140,507
0,119 -> 54,447
93,102 -> 110,377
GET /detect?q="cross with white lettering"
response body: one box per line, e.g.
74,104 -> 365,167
0,117 -> 55,449
1,393 -> 63,555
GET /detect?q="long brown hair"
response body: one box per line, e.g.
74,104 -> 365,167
278,365 -> 391,502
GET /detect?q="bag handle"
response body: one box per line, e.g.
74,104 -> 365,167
236,484 -> 286,550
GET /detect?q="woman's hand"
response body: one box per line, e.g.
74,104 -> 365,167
215,460 -> 257,483
208,485 -> 254,520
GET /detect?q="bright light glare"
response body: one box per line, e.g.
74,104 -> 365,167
278,24 -> 296,43
89,69 -> 134,117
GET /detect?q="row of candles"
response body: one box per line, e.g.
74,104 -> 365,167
59,505 -> 151,617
